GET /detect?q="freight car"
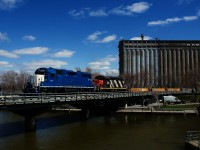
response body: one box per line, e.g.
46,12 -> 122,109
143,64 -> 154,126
23,67 -> 94,93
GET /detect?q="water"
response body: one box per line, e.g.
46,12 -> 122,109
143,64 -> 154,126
0,111 -> 199,150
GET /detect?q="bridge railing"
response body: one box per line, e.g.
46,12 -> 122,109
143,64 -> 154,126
0,91 -> 192,106
0,92 -> 147,105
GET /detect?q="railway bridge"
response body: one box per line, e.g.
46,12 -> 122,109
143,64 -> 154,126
0,91 -> 191,131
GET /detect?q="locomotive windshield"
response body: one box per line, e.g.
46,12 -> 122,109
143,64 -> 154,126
35,68 -> 47,75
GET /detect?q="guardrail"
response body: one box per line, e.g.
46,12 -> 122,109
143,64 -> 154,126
0,92 -> 152,106
186,131 -> 200,148
0,91 -> 192,106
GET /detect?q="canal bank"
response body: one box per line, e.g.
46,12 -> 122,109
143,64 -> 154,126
52,103 -> 200,115
117,103 -> 200,115
117,108 -> 198,115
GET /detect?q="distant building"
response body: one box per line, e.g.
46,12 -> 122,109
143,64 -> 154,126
118,35 -> 200,87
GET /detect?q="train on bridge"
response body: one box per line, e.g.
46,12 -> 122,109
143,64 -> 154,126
23,67 -> 127,93
23,67 -> 193,94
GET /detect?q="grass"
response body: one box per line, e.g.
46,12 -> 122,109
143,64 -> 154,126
160,103 -> 200,111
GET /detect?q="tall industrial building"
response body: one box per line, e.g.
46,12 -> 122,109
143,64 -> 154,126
118,35 -> 200,87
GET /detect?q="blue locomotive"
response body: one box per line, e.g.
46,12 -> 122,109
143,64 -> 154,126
23,67 -> 94,93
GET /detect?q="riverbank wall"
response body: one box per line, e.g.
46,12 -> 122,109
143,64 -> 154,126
116,105 -> 199,115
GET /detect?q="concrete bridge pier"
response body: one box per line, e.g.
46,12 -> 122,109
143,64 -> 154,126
80,109 -> 90,120
24,115 -> 36,132
11,104 -> 52,132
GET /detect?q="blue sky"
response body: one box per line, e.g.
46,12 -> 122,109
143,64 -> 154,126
0,0 -> 200,75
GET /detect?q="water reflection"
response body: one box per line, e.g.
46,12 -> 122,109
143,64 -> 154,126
0,111 -> 199,150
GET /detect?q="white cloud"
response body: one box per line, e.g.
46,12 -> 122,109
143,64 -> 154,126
69,2 -> 152,18
88,55 -> 118,71
0,32 -> 9,42
131,35 -> 152,40
14,47 -> 48,55
0,0 -> 23,10
89,9 -> 108,17
89,61 -> 110,70
68,10 -> 85,18
53,49 -> 75,58
22,35 -> 36,41
97,34 -> 117,43
197,9 -> 200,16
109,6 -> 132,16
0,49 -> 19,58
87,31 -> 117,43
148,15 -> 198,26
87,31 -> 102,41
23,59 -> 68,70
0,61 -> 14,68
126,2 -> 152,14
183,16 -> 198,21
102,55 -> 118,62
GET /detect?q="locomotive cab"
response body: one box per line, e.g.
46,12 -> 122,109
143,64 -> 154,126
93,75 -> 127,92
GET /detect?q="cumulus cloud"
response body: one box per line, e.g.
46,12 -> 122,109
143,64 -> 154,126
23,59 -> 68,70
89,61 -> 110,70
88,55 -> 118,71
22,35 -> 36,41
0,32 -> 9,42
98,35 -> 117,43
0,0 -> 23,10
0,61 -> 14,68
126,2 -> 152,14
0,49 -> 19,58
69,2 -> 152,18
87,31 -> 102,41
102,55 -> 118,62
14,47 -> 48,55
89,9 -> 108,17
87,31 -> 117,43
130,35 -> 152,40
148,15 -> 198,26
68,10 -> 85,18
53,49 -> 75,58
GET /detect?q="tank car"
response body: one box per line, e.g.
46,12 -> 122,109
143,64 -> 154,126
23,67 -> 94,93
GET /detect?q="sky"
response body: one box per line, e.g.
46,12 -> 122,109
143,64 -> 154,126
0,0 -> 200,75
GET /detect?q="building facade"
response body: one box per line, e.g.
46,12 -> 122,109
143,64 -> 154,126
118,38 -> 200,87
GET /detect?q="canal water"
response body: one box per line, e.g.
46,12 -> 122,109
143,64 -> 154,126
0,111 -> 199,150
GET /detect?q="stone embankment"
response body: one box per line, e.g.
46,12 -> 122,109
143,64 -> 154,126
117,104 -> 199,115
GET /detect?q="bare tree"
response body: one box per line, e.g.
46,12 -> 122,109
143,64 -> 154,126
184,68 -> 200,102
105,71 -> 118,77
85,67 -> 92,73
0,70 -> 30,94
75,67 -> 81,72
16,71 -> 30,93
122,74 -> 135,88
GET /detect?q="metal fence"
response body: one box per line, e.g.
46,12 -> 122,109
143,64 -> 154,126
186,131 -> 200,148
